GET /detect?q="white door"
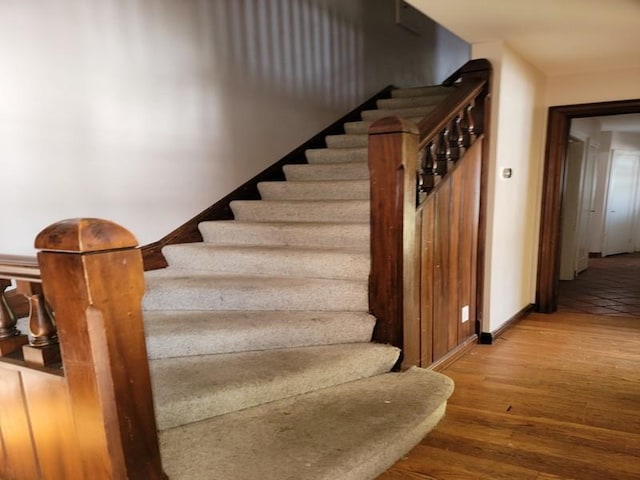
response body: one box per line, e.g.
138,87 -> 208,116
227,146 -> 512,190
603,151 -> 640,256
559,138 -> 585,280
575,143 -> 597,273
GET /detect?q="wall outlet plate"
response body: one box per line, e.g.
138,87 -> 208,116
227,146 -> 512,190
461,305 -> 469,323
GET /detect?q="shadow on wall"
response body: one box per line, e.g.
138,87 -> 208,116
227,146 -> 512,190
0,0 -> 467,254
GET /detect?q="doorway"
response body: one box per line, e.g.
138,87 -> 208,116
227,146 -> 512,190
536,98 -> 640,313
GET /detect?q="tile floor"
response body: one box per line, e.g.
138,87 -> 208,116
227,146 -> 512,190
557,252 -> 640,317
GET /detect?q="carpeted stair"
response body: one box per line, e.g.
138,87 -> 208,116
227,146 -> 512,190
143,85 -> 456,480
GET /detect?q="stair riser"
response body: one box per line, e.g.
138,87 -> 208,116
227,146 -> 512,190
376,94 -> 448,109
144,311 -> 376,359
151,343 -> 400,430
325,134 -> 368,148
392,85 -> 454,97
283,163 -> 369,181
360,105 -> 436,120
230,201 -> 369,223
199,222 -> 370,249
144,281 -> 368,312
162,246 -> 370,280
258,181 -> 369,201
305,148 -> 367,164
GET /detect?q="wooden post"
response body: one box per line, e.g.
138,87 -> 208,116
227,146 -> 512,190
35,218 -> 165,480
368,117 -> 420,367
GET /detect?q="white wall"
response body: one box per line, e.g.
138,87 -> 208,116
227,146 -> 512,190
471,42 -> 546,333
0,0 -> 469,255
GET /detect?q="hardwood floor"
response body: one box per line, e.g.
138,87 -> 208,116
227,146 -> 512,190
377,311 -> 640,479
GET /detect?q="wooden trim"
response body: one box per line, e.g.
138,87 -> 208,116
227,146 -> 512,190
0,255 -> 40,282
442,58 -> 492,86
140,85 -> 395,271
429,334 -> 478,372
536,98 -> 640,312
479,303 -> 534,344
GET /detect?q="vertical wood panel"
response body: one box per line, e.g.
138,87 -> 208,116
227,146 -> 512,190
448,167 -> 462,350
419,204 -> 434,366
22,371 -> 84,480
432,178 -> 451,361
0,367 -> 40,480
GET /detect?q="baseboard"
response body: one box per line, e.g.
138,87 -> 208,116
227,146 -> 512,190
589,252 -> 602,258
479,303 -> 534,345
428,334 -> 478,372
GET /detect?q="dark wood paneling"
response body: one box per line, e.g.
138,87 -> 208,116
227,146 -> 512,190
0,368 -> 40,480
419,204 -> 434,366
448,165 -> 462,351
432,178 -> 451,361
22,370 -> 84,480
420,139 -> 483,365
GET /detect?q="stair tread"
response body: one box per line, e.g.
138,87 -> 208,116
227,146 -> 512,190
144,269 -> 368,311
160,367 -> 454,480
144,310 -> 376,359
161,243 -> 369,280
151,342 -> 400,430
198,220 -> 369,248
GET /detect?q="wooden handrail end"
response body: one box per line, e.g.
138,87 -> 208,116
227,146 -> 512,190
35,218 -> 138,253
369,116 -> 419,136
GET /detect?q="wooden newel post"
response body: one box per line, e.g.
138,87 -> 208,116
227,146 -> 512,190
35,218 -> 165,480
368,117 -> 420,366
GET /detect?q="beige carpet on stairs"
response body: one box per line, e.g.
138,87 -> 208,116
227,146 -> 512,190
143,84 -> 456,480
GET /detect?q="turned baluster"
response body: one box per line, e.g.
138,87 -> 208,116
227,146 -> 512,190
448,113 -> 465,161
460,102 -> 477,147
418,142 -> 437,194
435,127 -> 451,176
0,279 -> 28,355
22,292 -> 61,366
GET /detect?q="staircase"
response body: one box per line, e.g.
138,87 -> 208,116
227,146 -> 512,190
143,85 -> 456,480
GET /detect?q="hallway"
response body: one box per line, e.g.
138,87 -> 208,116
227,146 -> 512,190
377,310 -> 640,479
557,253 -> 640,317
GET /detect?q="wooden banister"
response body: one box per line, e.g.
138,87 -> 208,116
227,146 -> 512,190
34,218 -> 165,479
368,59 -> 491,368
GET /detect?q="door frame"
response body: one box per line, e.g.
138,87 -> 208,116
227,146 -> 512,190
536,98 -> 640,312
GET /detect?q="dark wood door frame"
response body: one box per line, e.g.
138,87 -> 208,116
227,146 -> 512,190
536,98 -> 640,312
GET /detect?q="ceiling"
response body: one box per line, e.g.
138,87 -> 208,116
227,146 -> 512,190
406,0 -> 640,77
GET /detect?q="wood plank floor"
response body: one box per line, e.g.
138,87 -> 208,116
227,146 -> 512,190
377,311 -> 640,480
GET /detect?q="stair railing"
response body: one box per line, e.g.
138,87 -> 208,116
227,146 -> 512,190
0,219 -> 165,480
368,59 -> 491,368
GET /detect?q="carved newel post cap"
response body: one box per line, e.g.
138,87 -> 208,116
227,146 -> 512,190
35,218 -> 138,253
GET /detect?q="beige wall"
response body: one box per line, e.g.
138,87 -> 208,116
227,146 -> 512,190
472,42 -> 546,333
546,66 -> 640,106
0,0 -> 469,255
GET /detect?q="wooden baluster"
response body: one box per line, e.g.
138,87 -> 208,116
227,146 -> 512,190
461,102 -> 477,147
35,218 -> 166,479
448,113 -> 465,161
418,142 -> 437,195
435,127 -> 451,176
0,279 -> 28,356
22,293 -> 61,366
